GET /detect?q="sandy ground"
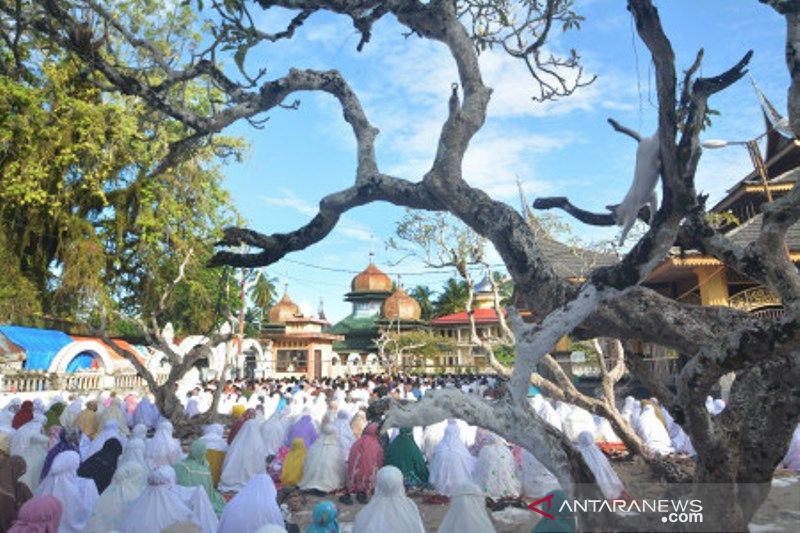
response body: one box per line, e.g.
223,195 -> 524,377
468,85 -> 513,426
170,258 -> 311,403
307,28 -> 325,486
284,460 -> 800,532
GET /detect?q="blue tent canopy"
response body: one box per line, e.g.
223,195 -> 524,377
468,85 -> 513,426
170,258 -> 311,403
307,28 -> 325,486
0,325 -> 73,370
66,352 -> 95,372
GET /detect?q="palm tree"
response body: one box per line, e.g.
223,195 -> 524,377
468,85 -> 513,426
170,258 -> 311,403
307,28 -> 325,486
410,285 -> 435,320
249,270 -> 277,316
433,278 -> 469,317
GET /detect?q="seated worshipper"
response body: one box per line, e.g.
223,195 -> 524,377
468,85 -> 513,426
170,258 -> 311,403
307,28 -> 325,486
531,490 -> 576,533
174,440 -> 226,515
385,427 -> 429,489
0,455 -> 34,531
74,401 -> 99,440
40,428 -> 80,481
218,419 -> 270,492
97,398 -> 130,437
637,404 -> 674,456
11,413 -> 45,456
352,466 -> 425,533
469,428 -> 494,457
350,411 -> 367,439
84,462 -> 147,533
16,426 -> 49,494
7,495 -> 63,533
133,396 -> 160,430
166,467 -> 219,533
123,395 -> 139,428
343,423 -> 384,504
129,423 -> 147,444
334,411 -> 357,462
437,482 -> 496,533
261,409 -> 291,458
575,432 -> 625,500
422,420 -> 447,462
286,415 -> 319,449
520,449 -> 561,498
146,420 -> 184,468
538,399 -> 563,432
44,403 -> 66,433
659,406 -> 694,456
300,421 -> 346,494
430,419 -> 477,497
77,438 -> 123,494
782,424 -> 800,470
595,417 -> 622,444
306,501 -> 339,533
185,398 -> 201,419
217,472 -> 285,533
199,424 -> 227,488
474,435 -> 521,500
562,407 -> 596,442
117,438 -> 148,488
227,408 -> 256,445
122,466 -> 194,533
11,401 -> 34,430
59,398 -> 83,430
280,438 -> 307,488
35,451 -> 99,533
85,420 -> 127,458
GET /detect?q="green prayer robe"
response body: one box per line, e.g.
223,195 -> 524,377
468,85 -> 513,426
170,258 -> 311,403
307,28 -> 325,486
384,428 -> 429,487
173,440 -> 226,515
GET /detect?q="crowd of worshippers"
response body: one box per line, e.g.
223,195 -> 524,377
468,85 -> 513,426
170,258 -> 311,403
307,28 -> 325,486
0,374 -> 798,533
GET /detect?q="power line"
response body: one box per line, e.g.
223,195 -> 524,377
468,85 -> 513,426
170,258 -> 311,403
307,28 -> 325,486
280,257 -> 506,277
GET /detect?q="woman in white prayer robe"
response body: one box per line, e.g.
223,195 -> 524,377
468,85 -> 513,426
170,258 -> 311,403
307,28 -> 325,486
59,398 -> 83,429
637,405 -> 674,456
659,406 -> 695,455
86,419 -> 127,457
620,396 -> 641,433
35,450 -> 99,533
123,465 -> 194,533
11,413 -> 45,456
300,421 -> 345,493
130,423 -> 147,441
575,431 -> 625,500
422,419 -> 447,462
537,399 -> 563,431
352,466 -> 425,533
437,482 -> 496,533
429,420 -> 476,497
146,420 -> 184,468
562,406 -> 596,442
84,462 -> 147,532
185,398 -> 201,418
20,432 -> 49,493
218,419 -> 269,492
217,473 -> 284,533
474,436 -> 521,499
595,417 -> 621,443
334,410 -> 357,462
260,410 -> 289,457
520,449 -> 561,498
118,437 -> 149,486
782,424 -> 800,470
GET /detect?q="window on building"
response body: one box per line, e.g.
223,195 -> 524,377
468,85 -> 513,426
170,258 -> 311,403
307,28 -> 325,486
277,349 -> 307,372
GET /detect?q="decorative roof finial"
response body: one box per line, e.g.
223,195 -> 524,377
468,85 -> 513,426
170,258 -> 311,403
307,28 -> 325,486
368,250 -> 375,264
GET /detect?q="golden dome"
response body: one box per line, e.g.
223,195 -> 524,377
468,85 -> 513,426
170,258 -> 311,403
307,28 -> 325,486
268,291 -> 300,323
382,286 -> 421,321
351,262 -> 393,293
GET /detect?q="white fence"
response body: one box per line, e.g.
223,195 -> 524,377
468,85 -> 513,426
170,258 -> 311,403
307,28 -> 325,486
1,370 -> 169,393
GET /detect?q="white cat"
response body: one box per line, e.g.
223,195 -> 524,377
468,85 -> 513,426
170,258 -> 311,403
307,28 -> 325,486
609,130 -> 660,246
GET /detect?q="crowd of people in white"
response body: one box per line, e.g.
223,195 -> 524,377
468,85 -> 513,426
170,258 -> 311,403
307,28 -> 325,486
0,373 -> 798,532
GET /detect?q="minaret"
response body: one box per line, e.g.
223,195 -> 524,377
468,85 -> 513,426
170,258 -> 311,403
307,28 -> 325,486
318,298 -> 327,321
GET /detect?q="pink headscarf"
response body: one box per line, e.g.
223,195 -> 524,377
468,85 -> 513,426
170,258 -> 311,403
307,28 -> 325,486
8,495 -> 63,533
346,423 -> 384,494
469,427 -> 493,457
124,394 -> 138,415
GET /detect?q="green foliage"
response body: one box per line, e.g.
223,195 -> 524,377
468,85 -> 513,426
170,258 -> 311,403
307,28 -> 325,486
494,344 -> 515,365
0,1 -> 245,334
0,231 -> 42,323
705,210 -> 740,230
249,270 -> 278,315
381,329 -> 457,359
409,285 -> 435,321
433,278 -> 470,318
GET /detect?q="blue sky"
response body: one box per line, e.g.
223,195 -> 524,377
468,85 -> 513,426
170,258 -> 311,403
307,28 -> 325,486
218,0 -> 787,322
